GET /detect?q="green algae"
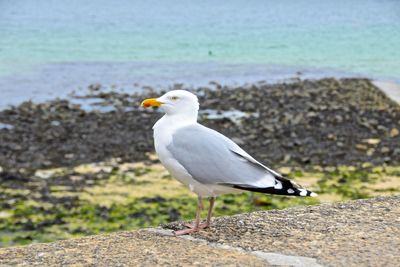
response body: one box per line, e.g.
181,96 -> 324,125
1,161 -> 399,247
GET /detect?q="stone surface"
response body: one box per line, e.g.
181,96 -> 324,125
0,231 -> 266,267
166,196 -> 400,267
1,196 -> 399,267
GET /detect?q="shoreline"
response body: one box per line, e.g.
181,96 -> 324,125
2,61 -> 398,110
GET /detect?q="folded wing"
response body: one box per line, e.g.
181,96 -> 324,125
167,124 -> 315,197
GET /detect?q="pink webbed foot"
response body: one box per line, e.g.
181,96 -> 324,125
173,197 -> 215,236
183,222 -> 209,229
173,223 -> 210,236
174,227 -> 200,236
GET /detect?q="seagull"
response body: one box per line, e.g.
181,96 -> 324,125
141,90 -> 317,235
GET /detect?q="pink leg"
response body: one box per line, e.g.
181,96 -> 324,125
174,196 -> 203,236
206,196 -> 215,226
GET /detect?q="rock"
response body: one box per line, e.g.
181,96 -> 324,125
368,119 -> 378,126
306,111 -> 317,118
88,83 -> 102,91
0,211 -> 12,219
282,154 -> 291,164
336,142 -> 344,147
355,144 -> 368,151
231,137 -> 245,145
50,121 -> 61,126
327,134 -> 337,140
381,147 -> 390,154
363,138 -> 381,145
277,166 -> 291,175
390,128 -> 399,137
335,115 -> 343,123
244,102 -> 256,111
64,153 -> 75,159
377,125 -> 387,131
262,124 -> 274,132
35,170 -> 56,179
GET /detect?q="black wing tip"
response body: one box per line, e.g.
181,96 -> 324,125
232,184 -> 317,197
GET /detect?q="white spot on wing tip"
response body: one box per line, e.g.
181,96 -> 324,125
299,189 -> 307,196
287,188 -> 295,194
310,192 -> 318,197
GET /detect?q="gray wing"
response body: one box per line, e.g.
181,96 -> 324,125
167,124 -> 277,188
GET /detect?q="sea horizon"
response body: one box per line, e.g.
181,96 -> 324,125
1,0 -> 399,108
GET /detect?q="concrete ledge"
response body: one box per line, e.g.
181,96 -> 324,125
1,196 -> 399,267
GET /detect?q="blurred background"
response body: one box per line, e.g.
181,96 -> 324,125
0,0 -> 399,247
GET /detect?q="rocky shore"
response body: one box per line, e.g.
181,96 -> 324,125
1,78 -> 399,247
0,78 -> 399,172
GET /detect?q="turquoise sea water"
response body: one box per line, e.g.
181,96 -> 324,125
0,0 -> 399,107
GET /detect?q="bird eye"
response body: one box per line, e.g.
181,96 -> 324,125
170,96 -> 179,101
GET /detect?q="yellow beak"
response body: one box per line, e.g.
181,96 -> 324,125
141,98 -> 163,108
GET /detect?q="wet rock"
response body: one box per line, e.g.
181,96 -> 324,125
231,137 -> 245,146
0,123 -> 13,130
88,83 -> 102,91
0,78 -> 399,172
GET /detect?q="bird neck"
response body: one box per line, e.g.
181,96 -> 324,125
154,112 -> 198,130
166,111 -> 198,124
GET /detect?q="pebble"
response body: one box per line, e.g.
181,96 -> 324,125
390,128 -> 399,137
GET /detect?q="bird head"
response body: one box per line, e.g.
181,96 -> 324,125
141,90 -> 200,117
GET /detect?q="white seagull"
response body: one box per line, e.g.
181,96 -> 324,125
141,90 -> 317,235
